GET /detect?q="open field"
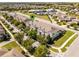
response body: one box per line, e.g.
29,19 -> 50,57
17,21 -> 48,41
2,41 -> 22,52
54,30 -> 74,47
24,12 -> 50,21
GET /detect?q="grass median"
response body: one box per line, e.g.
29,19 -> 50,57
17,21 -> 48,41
61,34 -> 78,52
50,48 -> 59,53
54,30 -> 74,47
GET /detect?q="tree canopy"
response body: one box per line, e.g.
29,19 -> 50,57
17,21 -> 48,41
33,45 -> 48,57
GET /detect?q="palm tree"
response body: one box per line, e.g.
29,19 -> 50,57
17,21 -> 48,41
30,14 -> 36,21
30,14 -> 36,26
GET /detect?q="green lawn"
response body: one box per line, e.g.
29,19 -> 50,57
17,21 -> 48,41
61,47 -> 67,52
24,12 -> 50,21
38,15 -> 49,20
0,40 -> 4,43
50,48 -> 59,53
54,30 -> 74,47
57,21 -> 67,26
2,41 -> 22,52
61,34 -> 78,52
65,34 -> 78,47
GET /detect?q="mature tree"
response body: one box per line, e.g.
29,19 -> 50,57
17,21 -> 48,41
77,22 -> 79,25
8,16 -> 14,21
14,32 -> 24,44
11,19 -> 20,26
22,39 -> 34,50
46,34 -> 52,44
23,26 -> 30,35
30,14 -> 36,25
14,21 -> 21,26
34,45 -> 48,57
67,25 -> 70,28
70,22 -> 77,27
3,13 -> 9,19
30,14 -> 36,21
37,35 -> 46,44
28,29 -> 37,40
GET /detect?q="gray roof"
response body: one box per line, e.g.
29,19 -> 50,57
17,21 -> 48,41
32,41 -> 40,48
